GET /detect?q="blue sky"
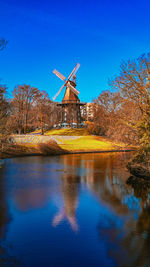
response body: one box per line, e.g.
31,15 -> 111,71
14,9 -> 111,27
0,0 -> 150,102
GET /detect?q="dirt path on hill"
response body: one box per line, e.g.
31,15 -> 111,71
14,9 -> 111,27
13,135 -> 81,145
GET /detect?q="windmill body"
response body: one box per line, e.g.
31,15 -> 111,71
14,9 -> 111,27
52,63 -> 85,128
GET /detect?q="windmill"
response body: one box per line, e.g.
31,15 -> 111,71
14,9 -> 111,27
52,63 -> 85,128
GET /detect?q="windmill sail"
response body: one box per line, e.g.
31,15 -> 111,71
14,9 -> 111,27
67,82 -> 79,96
53,84 -> 65,101
53,69 -> 66,81
73,63 -> 80,76
52,63 -> 80,101
67,63 -> 80,81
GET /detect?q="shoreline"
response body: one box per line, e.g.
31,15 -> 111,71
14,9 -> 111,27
0,148 -> 135,160
127,162 -> 150,180
0,134 -> 136,160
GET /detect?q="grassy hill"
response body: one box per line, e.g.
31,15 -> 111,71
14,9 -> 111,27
8,128 -> 133,158
45,128 -> 89,136
27,128 -> 130,152
59,136 -> 128,152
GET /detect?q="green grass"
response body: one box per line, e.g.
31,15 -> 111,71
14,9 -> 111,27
45,128 -> 90,136
59,136 -> 126,152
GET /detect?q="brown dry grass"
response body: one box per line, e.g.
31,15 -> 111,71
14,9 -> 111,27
0,140 -> 68,158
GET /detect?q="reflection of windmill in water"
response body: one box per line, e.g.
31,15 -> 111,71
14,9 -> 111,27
52,175 -> 79,232
52,63 -> 85,127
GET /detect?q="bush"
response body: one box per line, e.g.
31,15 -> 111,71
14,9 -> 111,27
37,140 -> 68,155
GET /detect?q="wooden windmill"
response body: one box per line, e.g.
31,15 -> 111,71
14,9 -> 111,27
52,63 -> 85,127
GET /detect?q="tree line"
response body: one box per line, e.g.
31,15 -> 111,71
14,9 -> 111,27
0,84 -> 61,135
89,53 -> 150,165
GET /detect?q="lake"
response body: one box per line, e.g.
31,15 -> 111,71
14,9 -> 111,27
0,152 -> 150,267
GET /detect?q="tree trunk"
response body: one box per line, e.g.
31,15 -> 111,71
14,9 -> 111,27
41,115 -> 44,135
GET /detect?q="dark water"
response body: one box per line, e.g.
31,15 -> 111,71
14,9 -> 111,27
0,153 -> 150,267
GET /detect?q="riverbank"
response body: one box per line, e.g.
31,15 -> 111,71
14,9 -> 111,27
0,133 -> 135,159
0,140 -> 68,159
127,162 -> 150,180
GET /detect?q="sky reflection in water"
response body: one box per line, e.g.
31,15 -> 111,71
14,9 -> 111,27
0,153 -> 150,267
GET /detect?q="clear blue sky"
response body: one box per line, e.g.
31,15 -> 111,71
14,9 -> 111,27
0,0 -> 150,102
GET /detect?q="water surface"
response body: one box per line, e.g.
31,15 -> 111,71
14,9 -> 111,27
0,153 -> 150,267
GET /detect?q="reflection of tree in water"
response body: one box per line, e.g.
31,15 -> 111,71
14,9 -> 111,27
13,186 -> 53,211
112,177 -> 150,267
0,165 -> 20,266
0,166 -> 10,238
125,176 -> 150,266
97,177 -> 150,267
127,176 -> 150,208
97,213 -> 140,267
84,153 -> 131,216
91,157 -> 137,266
133,207 -> 150,267
11,160 -> 56,211
85,156 -> 141,266
52,174 -> 80,232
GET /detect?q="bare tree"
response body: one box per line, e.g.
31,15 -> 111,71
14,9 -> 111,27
0,85 -> 10,155
11,85 -> 39,133
110,54 -> 150,115
93,54 -> 150,145
33,91 -> 53,134
0,85 -> 9,134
